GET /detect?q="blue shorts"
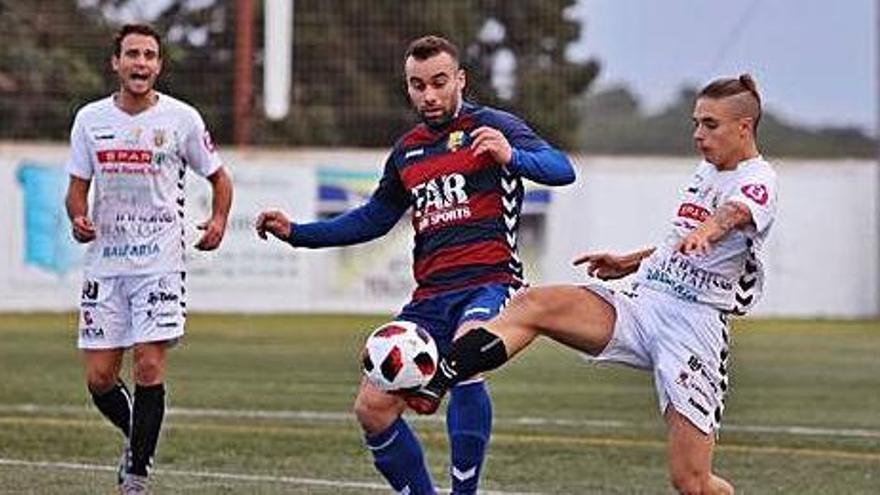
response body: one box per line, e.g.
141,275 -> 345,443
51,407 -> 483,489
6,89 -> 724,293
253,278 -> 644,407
396,283 -> 517,354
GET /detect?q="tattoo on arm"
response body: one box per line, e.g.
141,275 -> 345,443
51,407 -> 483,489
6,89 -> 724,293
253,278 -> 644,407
712,202 -> 753,235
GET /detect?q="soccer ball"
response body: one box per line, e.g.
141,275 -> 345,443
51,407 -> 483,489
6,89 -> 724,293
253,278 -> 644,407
361,321 -> 438,392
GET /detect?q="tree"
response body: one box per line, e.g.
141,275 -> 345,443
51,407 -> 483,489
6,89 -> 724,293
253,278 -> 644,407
0,0 -> 113,139
0,0 -> 599,147
255,0 -> 599,148
577,85 -> 876,158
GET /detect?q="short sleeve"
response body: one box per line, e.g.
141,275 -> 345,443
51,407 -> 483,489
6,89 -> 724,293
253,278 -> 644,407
726,166 -> 778,233
65,113 -> 93,179
182,109 -> 222,177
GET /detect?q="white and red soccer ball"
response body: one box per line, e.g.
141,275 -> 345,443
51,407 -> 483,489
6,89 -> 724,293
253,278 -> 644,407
362,321 -> 438,392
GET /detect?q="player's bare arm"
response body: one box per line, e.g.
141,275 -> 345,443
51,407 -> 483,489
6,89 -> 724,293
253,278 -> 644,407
470,126 -> 512,165
677,201 -> 753,255
573,247 -> 656,280
65,175 -> 96,243
195,167 -> 233,251
256,209 -> 292,241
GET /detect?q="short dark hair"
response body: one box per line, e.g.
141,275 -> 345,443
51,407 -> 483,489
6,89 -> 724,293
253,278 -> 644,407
698,73 -> 762,131
404,35 -> 459,64
113,24 -> 162,57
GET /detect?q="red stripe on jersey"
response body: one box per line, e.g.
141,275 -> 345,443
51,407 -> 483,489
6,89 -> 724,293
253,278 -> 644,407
401,125 -> 435,148
401,115 -> 477,148
97,149 -> 153,164
412,191 -> 501,234
414,239 -> 510,282
413,272 -> 515,300
678,203 -> 710,222
400,149 -> 494,189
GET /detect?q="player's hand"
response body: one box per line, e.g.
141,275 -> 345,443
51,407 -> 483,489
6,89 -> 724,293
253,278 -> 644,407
71,215 -> 96,243
195,216 -> 227,251
255,209 -> 292,241
676,230 -> 713,256
572,252 -> 631,280
470,126 -> 513,165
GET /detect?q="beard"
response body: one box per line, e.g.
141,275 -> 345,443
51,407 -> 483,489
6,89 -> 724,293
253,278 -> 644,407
419,107 -> 455,129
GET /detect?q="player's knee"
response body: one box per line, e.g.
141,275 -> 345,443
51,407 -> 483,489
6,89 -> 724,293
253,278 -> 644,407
86,369 -> 118,393
669,470 -> 713,495
133,356 -> 164,385
353,392 -> 398,433
510,287 -> 557,321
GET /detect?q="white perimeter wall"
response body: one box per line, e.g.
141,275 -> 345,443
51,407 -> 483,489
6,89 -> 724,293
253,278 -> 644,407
1,143 -> 877,318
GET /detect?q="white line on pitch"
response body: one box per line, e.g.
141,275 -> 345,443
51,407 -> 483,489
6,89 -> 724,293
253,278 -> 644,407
1,403 -> 878,440
0,458 -> 542,495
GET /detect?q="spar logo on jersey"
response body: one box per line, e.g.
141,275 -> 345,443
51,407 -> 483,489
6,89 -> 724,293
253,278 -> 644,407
411,172 -> 471,231
741,183 -> 769,205
97,149 -> 153,164
677,202 -> 710,222
97,149 -> 160,175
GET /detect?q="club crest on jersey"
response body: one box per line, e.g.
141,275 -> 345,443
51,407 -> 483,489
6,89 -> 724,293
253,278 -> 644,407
152,128 -> 166,148
741,183 -> 768,205
447,130 -> 465,151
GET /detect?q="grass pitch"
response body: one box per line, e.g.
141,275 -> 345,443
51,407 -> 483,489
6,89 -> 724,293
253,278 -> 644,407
0,313 -> 878,493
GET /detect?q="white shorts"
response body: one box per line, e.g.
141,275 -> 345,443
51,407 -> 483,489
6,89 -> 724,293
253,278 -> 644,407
584,284 -> 730,435
78,272 -> 186,350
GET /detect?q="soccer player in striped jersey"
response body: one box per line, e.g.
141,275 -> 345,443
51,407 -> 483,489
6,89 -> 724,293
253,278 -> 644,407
406,74 -> 777,495
257,35 -> 574,495
65,24 -> 233,493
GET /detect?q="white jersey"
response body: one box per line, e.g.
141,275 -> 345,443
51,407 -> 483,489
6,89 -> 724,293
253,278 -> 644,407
634,156 -> 777,314
66,92 -> 221,277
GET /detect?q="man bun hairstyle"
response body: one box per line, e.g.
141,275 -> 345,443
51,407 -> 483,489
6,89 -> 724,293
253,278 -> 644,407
404,35 -> 459,64
698,73 -> 762,133
114,23 -> 163,58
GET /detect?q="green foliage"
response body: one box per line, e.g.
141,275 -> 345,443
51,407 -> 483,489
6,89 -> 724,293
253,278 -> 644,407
0,0 -> 597,148
578,85 -> 877,158
0,0 -> 113,139
254,0 -> 597,148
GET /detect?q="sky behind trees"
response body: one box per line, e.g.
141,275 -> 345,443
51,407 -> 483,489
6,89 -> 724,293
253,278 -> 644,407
570,0 -> 876,135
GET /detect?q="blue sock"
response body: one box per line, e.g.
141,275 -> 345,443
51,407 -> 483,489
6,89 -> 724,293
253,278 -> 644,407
446,381 -> 492,495
365,417 -> 435,495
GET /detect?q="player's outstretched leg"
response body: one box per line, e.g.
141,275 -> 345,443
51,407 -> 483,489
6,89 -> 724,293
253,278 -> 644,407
407,286 -> 616,414
355,378 -> 436,494
406,327 -> 508,415
446,379 -> 492,494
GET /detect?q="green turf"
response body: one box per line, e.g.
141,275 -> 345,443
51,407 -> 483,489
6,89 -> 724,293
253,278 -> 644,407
0,313 -> 878,493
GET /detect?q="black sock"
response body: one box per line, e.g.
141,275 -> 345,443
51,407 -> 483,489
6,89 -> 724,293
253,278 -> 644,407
129,384 -> 165,476
426,327 -> 509,396
89,381 -> 132,438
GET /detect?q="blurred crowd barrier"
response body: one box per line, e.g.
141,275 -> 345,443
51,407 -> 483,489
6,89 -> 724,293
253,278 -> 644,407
1,142 -> 877,318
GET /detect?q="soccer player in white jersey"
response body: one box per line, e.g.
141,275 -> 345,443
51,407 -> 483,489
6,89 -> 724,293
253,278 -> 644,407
406,74 -> 777,494
64,24 -> 233,493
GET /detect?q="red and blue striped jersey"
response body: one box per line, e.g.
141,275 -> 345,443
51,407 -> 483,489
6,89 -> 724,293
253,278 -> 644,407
290,102 -> 574,299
